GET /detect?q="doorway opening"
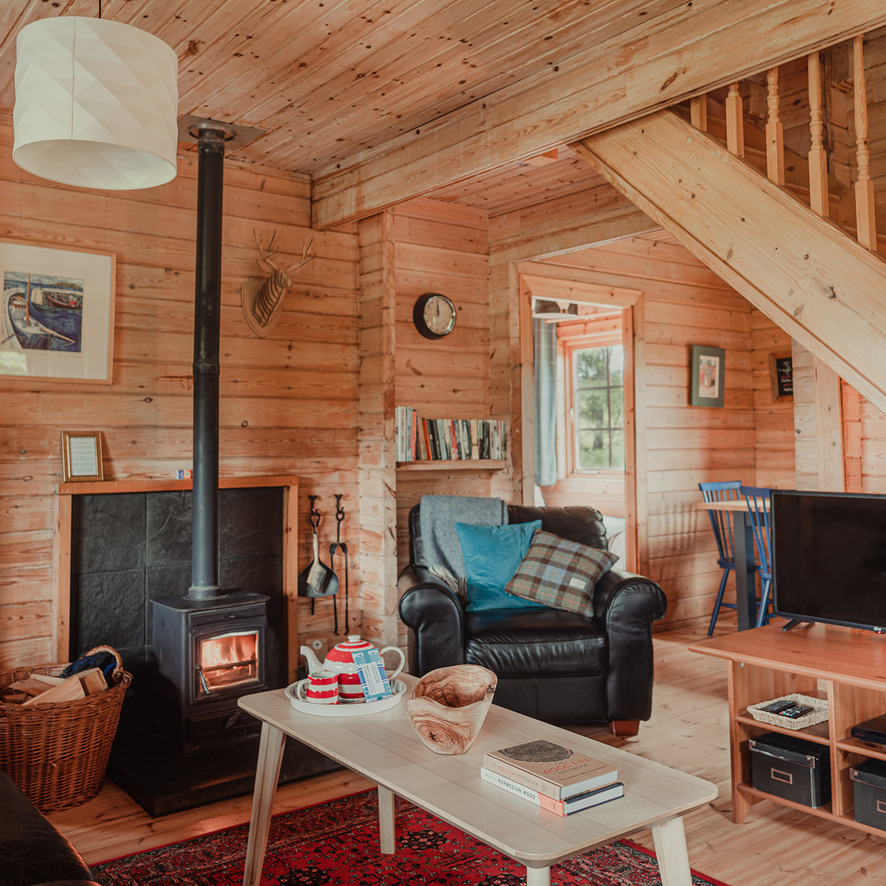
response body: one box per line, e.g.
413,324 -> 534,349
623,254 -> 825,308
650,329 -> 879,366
518,269 -> 646,574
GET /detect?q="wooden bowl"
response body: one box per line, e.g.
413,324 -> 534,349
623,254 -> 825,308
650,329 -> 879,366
406,665 -> 497,755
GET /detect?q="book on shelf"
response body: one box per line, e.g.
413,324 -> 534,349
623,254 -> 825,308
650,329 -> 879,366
483,739 -> 618,800
480,767 -> 624,816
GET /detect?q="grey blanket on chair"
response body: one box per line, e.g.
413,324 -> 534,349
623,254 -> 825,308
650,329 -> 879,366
417,494 -> 506,580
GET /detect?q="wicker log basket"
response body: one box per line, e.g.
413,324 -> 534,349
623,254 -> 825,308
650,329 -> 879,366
0,644 -> 131,812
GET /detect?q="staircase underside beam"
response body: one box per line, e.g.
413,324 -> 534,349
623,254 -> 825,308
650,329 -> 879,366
571,111 -> 886,416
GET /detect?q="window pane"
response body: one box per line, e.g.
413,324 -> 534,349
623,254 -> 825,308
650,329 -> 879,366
610,388 -> 624,425
609,346 -> 624,385
579,430 -> 610,469
578,389 -> 609,427
576,349 -> 607,384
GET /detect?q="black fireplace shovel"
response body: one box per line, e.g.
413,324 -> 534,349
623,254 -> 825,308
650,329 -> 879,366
298,497 -> 339,605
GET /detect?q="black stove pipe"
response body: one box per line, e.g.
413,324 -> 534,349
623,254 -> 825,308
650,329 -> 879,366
189,128 -> 227,601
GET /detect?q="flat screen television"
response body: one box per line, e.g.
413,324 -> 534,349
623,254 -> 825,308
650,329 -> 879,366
771,489 -> 886,633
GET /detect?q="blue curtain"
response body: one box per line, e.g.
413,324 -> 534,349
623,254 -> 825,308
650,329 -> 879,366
533,318 -> 558,487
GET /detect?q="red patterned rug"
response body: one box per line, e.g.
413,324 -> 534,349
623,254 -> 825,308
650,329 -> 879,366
92,790 -> 729,885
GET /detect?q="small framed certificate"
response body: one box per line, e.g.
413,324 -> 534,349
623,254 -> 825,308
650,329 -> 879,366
61,430 -> 104,482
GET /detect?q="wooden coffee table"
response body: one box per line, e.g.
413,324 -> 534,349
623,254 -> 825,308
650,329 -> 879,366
238,677 -> 716,886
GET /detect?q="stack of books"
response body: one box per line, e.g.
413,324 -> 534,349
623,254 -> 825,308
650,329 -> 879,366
481,739 -> 624,816
395,406 -> 508,462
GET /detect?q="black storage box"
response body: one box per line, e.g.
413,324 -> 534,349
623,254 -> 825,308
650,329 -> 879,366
850,758 -> 886,831
749,732 -> 831,808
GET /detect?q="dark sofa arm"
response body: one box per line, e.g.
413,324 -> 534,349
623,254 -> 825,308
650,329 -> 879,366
397,565 -> 466,675
0,773 -> 99,886
594,568 -> 667,722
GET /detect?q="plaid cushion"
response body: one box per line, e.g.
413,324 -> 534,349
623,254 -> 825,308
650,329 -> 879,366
505,529 -> 618,616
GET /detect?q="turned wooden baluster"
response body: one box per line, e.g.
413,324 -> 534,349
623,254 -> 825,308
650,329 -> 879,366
690,95 -> 707,132
853,34 -> 877,251
725,83 -> 744,158
807,51 -> 829,218
765,67 -> 784,185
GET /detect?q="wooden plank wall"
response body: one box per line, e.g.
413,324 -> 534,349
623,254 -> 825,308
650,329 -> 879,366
751,309 -> 795,489
489,203 -> 795,629
791,343 -> 820,490
792,344 -> 881,495
0,117 -> 359,673
387,199 -> 496,616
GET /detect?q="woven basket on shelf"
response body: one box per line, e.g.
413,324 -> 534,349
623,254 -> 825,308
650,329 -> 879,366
0,644 -> 131,812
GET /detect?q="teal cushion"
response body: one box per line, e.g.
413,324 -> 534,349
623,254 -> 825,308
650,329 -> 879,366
455,520 -> 548,612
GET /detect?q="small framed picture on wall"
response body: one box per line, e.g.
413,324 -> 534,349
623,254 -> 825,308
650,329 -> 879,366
690,345 -> 725,408
61,430 -> 104,482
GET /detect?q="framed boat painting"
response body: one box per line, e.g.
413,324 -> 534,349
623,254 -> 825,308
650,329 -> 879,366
0,240 -> 115,382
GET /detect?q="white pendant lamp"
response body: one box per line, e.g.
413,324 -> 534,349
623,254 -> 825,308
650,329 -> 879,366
13,16 -> 178,190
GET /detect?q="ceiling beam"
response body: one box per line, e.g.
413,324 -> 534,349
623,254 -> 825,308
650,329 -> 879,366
313,0 -> 886,229
570,110 -> 886,416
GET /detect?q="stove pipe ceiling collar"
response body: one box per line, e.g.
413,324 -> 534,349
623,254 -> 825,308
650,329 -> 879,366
12,16 -> 178,191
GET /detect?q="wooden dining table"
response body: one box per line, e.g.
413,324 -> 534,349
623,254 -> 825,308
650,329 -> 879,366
695,499 -> 764,631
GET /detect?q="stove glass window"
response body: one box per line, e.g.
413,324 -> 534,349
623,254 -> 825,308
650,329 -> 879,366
196,629 -> 260,694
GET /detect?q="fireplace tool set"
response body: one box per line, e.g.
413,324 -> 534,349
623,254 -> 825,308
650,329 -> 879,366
298,495 -> 349,634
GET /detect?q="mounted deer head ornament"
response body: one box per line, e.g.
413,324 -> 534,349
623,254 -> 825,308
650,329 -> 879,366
241,230 -> 314,337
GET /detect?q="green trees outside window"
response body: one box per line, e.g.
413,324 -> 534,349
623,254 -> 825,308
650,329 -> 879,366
574,345 -> 625,470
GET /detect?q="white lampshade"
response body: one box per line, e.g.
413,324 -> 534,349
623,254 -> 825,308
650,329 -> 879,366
13,17 -> 178,190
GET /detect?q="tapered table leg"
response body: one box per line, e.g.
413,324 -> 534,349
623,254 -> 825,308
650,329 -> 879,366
651,815 -> 692,886
526,865 -> 551,885
242,721 -> 287,886
378,784 -> 396,854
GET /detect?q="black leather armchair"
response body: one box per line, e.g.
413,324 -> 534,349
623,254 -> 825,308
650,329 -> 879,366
397,499 -> 667,735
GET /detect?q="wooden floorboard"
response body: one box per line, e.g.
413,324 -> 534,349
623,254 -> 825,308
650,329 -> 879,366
48,622 -> 886,884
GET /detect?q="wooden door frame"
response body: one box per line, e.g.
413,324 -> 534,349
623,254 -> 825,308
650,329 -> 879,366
517,265 -> 647,575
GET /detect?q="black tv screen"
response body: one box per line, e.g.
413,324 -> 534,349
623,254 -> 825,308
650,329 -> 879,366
772,489 -> 886,633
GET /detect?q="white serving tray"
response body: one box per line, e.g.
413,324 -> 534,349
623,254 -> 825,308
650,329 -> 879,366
284,678 -> 407,717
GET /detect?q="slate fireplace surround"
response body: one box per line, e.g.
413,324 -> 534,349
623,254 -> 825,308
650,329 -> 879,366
61,476 -> 337,814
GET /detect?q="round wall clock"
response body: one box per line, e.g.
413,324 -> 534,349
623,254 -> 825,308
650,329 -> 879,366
413,293 -> 457,339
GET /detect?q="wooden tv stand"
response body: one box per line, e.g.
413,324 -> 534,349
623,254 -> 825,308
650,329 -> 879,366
689,623 -> 886,835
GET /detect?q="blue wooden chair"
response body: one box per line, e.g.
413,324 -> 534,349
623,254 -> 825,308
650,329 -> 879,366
699,481 -> 748,635
740,485 -> 774,627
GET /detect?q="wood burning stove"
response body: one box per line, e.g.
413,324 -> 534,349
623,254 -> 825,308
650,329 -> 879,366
153,591 -> 269,746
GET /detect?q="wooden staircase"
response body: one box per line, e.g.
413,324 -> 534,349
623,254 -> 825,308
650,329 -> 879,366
570,35 -> 886,491
571,109 -> 886,415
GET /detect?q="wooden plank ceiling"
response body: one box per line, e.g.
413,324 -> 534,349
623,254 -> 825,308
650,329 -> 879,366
1,1 -> 885,226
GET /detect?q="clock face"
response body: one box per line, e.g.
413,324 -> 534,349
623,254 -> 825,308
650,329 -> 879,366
414,293 -> 456,339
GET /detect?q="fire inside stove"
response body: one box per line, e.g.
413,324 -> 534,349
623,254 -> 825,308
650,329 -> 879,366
197,629 -> 260,694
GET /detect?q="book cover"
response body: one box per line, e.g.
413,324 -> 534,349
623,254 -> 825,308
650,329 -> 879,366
483,739 -> 618,800
395,406 -> 405,462
426,420 -> 439,459
478,421 -> 490,459
480,767 -> 624,815
419,419 -> 430,460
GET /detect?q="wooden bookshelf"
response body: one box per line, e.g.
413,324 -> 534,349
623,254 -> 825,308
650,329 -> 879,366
396,459 -> 507,472
690,623 -> 886,837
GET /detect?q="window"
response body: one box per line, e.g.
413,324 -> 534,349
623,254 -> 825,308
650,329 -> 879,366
571,345 -> 625,471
